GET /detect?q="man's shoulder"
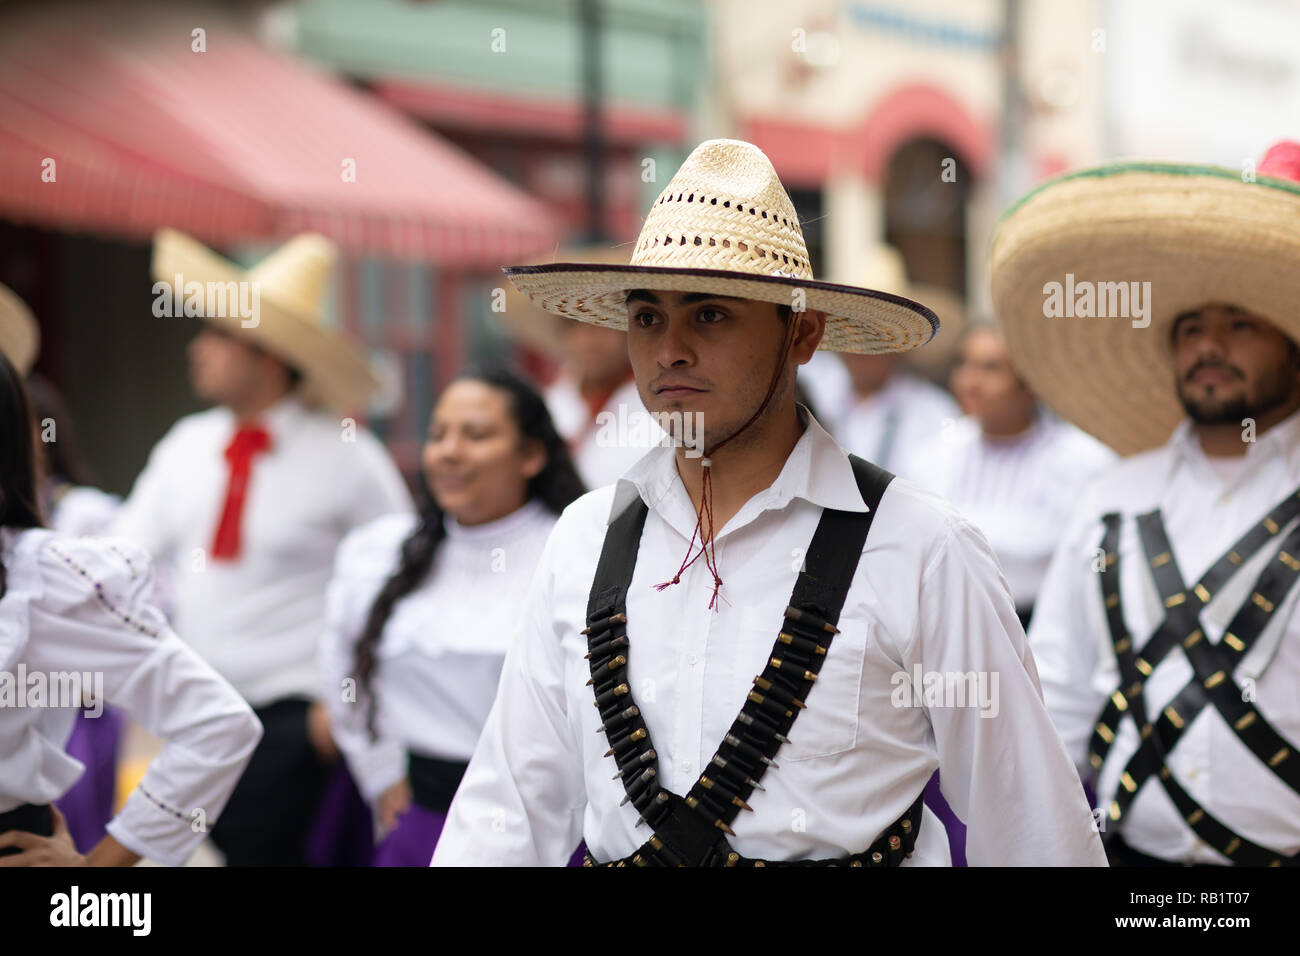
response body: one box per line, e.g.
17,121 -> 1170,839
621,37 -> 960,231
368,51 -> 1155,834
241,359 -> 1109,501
897,374 -> 959,415
872,474 -> 973,551
1075,444 -> 1172,513
551,484 -> 623,544
151,407 -> 229,453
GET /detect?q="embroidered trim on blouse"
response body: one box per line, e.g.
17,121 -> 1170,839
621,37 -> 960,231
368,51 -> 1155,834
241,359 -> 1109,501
107,542 -> 140,580
137,783 -> 187,822
45,542 -> 161,639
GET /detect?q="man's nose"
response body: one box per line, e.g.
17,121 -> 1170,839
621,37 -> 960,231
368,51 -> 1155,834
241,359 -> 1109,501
656,313 -> 695,367
1193,327 -> 1230,359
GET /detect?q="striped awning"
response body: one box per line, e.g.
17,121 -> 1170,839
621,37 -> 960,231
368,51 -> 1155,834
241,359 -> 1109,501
0,3 -> 559,265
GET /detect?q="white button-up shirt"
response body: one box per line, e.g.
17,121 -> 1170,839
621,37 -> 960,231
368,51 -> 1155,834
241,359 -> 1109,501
432,404 -> 1105,866
320,500 -> 557,801
111,394 -> 412,708
913,412 -> 1117,608
1030,409 -> 1300,862
0,528 -> 261,865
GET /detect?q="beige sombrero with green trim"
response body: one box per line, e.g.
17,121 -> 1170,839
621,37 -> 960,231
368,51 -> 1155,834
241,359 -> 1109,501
152,229 -> 378,411
991,142 -> 1300,457
0,283 -> 39,374
504,139 -> 938,355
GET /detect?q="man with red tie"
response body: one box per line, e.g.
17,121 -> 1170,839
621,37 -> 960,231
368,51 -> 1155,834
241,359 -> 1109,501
113,230 -> 411,866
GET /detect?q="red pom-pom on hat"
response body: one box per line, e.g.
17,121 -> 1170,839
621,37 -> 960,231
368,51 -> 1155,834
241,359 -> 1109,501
1257,141 -> 1300,182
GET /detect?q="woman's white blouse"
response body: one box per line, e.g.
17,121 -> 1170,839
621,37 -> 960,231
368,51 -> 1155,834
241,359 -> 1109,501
0,527 -> 261,865
321,499 -> 558,802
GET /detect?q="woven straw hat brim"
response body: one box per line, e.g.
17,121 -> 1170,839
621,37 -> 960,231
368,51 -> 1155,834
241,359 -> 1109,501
495,246 -> 634,358
0,284 -> 39,374
991,162 -> 1300,456
504,263 -> 938,356
152,234 -> 377,410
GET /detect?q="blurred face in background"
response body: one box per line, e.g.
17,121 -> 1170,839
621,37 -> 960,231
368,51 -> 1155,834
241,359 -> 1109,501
422,378 -> 546,527
842,353 -> 900,397
564,321 -> 631,390
950,327 -> 1037,437
1172,305 -> 1300,426
187,324 -> 291,408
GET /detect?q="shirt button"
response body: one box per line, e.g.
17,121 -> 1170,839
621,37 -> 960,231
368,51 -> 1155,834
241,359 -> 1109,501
687,654 -> 698,666
682,761 -> 693,774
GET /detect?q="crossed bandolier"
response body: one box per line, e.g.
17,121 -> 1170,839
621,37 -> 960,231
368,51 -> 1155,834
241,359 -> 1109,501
580,455 -> 925,867
1089,486 -> 1300,866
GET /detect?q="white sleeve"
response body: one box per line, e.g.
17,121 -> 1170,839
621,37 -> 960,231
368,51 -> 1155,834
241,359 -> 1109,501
319,529 -> 406,803
28,536 -> 262,866
908,517 -> 1107,866
1027,491 -> 1110,776
432,530 -> 585,866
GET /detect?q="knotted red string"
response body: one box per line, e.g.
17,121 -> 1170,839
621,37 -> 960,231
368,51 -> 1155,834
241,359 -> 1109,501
210,424 -> 272,561
654,312 -> 801,610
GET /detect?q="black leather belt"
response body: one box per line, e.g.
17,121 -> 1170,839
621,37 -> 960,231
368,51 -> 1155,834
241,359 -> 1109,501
407,753 -> 469,814
585,793 -> 924,867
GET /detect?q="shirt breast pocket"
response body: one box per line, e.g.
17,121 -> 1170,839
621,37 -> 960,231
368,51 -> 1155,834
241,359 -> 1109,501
776,621 -> 866,762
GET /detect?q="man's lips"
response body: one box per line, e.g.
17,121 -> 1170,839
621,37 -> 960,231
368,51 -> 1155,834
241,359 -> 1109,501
657,386 -> 705,396
1187,365 -> 1242,385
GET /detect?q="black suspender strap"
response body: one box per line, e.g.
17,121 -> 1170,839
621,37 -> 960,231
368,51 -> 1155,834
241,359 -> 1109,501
1088,488 -> 1300,866
582,454 -> 915,866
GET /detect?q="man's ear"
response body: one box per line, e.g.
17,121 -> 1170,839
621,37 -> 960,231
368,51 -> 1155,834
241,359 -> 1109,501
792,309 -> 827,362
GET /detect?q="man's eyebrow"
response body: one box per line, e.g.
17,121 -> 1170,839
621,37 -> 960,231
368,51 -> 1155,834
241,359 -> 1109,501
624,289 -> 746,306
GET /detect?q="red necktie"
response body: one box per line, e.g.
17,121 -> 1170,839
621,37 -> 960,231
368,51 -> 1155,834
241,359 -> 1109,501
210,424 -> 272,561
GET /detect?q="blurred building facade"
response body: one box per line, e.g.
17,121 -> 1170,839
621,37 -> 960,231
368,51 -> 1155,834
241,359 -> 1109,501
706,0 -> 1105,321
292,0 -> 708,470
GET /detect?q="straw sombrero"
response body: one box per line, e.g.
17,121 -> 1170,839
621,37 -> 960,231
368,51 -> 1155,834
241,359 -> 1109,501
990,141 -> 1300,456
151,229 -> 378,410
0,283 -> 39,374
504,140 -> 938,355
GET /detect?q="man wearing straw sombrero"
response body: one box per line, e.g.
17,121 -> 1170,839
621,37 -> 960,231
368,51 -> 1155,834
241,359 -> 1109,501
1000,141 -> 1300,866
432,139 -> 1105,866
111,230 -> 411,866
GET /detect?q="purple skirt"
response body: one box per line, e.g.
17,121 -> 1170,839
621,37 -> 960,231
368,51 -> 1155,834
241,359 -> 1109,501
304,761 -> 375,867
371,802 -> 589,867
57,706 -> 125,854
923,769 -> 968,867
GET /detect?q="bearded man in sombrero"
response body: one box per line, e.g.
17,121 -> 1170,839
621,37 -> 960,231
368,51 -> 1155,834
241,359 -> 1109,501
111,231 -> 412,866
431,140 -> 1105,867
1001,142 -> 1300,867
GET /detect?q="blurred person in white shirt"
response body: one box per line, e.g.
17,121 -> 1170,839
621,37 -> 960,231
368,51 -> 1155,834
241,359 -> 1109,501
112,230 -> 411,866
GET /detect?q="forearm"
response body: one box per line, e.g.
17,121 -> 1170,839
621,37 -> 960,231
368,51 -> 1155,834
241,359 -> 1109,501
83,834 -> 142,867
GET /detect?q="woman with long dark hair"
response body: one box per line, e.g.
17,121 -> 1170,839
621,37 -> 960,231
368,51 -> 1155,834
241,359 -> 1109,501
25,373 -> 129,856
0,351 -> 261,865
321,366 -> 586,866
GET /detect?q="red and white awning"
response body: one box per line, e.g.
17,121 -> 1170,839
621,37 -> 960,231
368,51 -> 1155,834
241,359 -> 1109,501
0,3 -> 560,265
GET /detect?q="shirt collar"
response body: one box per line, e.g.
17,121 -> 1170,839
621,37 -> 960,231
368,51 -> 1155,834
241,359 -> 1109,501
222,391 -> 306,444
1167,404 -> 1300,482
608,403 -> 869,531
444,498 -> 549,542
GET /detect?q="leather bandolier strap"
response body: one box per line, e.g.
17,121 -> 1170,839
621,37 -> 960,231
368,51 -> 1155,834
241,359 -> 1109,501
1089,485 -> 1300,866
581,454 -> 925,867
